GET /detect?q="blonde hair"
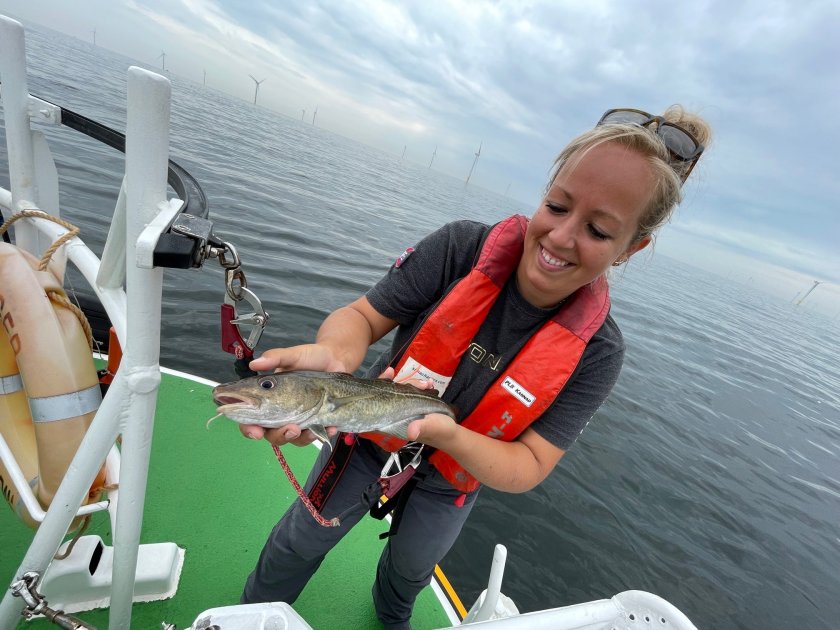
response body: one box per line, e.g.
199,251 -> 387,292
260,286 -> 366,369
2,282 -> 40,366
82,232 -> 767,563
548,106 -> 712,242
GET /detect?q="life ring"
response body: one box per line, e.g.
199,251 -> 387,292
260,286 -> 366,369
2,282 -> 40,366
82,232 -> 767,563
0,320 -> 38,518
0,242 -> 107,528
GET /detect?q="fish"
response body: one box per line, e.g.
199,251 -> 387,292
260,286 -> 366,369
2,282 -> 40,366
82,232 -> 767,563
212,370 -> 456,446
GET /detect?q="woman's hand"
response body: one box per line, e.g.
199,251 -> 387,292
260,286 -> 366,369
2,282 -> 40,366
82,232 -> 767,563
406,413 -> 458,449
379,366 -> 437,391
239,298 -> 399,447
379,366 -> 451,447
249,344 -> 347,374
238,343 -> 346,445
241,422 -> 339,448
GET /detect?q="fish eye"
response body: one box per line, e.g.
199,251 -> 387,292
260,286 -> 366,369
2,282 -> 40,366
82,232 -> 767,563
259,378 -> 275,390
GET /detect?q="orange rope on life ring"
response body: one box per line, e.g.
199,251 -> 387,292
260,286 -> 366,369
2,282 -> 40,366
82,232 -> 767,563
0,241 -> 107,528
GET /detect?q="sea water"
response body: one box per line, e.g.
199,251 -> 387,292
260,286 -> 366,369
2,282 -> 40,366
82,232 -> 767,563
1,20 -> 839,629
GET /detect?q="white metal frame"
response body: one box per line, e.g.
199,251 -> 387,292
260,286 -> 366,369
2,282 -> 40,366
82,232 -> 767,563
0,15 -> 182,629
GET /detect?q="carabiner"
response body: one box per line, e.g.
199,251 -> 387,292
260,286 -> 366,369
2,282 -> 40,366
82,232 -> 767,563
380,442 -> 424,479
225,267 -> 247,302
224,286 -> 270,351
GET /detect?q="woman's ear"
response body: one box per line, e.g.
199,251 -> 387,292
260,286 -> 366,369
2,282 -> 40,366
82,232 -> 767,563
623,235 -> 652,261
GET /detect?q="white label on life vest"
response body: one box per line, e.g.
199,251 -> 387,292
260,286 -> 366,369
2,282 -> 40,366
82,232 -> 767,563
502,376 -> 535,408
395,357 -> 452,397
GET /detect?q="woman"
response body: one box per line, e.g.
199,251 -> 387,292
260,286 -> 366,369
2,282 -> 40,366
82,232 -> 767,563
238,106 -> 712,629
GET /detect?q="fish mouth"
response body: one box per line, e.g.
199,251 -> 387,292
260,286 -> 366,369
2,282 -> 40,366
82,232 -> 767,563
212,392 -> 257,412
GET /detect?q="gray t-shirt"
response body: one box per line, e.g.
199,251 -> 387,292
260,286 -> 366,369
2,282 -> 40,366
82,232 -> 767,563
365,219 -> 624,450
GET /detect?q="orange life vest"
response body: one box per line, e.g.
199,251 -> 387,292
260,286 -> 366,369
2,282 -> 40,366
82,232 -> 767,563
364,214 -> 611,492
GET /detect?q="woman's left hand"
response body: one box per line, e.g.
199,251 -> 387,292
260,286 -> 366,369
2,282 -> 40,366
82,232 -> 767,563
377,366 -> 453,446
407,413 -> 458,448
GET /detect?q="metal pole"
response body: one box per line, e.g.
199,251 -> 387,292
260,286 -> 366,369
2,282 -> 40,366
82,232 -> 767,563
107,66 -> 170,630
471,544 -> 508,622
0,17 -> 39,251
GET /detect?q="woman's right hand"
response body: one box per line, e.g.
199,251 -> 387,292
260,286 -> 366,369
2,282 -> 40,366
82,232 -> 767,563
248,344 -> 348,374
238,344 -> 346,446
242,423 -> 339,448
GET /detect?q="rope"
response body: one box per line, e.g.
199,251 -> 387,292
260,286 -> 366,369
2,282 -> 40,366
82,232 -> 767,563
0,210 -> 94,348
47,290 -> 94,350
272,444 -> 340,527
53,515 -> 91,560
0,209 -> 81,270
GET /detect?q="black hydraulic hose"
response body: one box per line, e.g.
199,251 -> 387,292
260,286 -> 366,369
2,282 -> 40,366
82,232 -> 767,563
57,106 -> 209,221
1,82 -> 210,267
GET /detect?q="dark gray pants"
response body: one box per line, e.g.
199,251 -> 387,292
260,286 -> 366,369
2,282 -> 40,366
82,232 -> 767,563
241,438 -> 478,629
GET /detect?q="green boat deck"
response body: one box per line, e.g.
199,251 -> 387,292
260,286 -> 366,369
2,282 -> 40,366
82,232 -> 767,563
1,367 -> 456,629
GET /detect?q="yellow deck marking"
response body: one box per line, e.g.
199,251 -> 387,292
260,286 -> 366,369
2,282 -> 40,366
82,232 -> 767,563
434,563 -> 467,619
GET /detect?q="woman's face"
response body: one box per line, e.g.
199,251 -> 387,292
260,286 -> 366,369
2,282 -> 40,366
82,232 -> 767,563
517,142 -> 654,308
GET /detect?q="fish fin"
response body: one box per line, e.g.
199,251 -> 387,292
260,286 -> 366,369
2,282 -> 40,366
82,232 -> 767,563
376,418 -> 421,440
309,424 -> 332,450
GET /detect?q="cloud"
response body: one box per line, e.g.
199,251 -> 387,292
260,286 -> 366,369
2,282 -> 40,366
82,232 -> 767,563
670,220 -> 840,284
3,0 -> 837,301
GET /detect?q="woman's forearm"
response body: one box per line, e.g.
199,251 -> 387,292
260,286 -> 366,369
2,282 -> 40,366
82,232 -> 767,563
315,297 -> 398,372
410,418 -> 565,493
315,306 -> 377,372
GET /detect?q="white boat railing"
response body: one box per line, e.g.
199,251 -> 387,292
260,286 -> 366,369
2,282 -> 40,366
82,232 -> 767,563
0,15 -> 183,629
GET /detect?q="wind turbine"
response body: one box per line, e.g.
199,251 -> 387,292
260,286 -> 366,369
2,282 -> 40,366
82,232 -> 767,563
429,145 -> 437,169
249,75 -> 266,106
157,51 -> 166,71
465,140 -> 482,185
312,106 -> 318,126
796,280 -> 822,306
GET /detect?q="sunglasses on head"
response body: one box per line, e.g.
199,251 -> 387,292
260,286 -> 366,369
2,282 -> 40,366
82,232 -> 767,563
597,108 -> 704,182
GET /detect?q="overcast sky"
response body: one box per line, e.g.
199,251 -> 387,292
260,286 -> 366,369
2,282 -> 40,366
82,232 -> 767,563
3,0 -> 839,315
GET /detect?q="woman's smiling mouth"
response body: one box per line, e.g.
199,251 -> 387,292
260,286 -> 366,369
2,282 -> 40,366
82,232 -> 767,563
539,245 -> 574,269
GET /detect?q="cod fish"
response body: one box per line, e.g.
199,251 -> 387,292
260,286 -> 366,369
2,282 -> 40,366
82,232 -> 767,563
212,370 -> 456,445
